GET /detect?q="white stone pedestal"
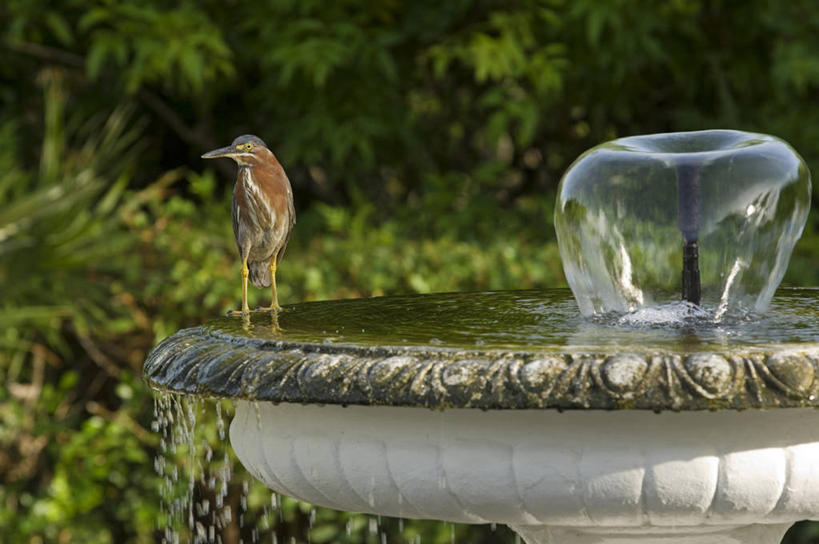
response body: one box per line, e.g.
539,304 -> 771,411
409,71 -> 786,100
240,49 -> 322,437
230,402 -> 819,544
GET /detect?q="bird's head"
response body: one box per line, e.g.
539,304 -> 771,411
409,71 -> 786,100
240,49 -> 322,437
202,134 -> 270,166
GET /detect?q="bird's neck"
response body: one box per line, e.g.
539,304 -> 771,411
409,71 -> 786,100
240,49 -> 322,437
238,157 -> 280,182
235,151 -> 288,195
238,163 -> 276,194
238,165 -> 256,187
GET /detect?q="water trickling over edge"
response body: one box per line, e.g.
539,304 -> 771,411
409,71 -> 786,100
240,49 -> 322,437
151,392 -> 464,543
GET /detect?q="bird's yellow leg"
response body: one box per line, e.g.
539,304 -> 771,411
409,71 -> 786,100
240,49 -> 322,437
242,258 -> 250,313
270,261 -> 281,311
259,260 -> 282,312
228,258 -> 250,316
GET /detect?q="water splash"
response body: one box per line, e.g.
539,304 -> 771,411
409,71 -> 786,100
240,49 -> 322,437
614,301 -> 712,328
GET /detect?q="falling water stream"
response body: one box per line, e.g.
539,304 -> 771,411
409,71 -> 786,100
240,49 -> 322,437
152,393 -> 236,544
152,392 -> 420,543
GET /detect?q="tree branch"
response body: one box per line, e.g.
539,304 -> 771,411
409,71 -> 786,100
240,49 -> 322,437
8,41 -> 85,68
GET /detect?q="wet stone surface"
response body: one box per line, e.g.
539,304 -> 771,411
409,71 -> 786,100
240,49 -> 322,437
144,289 -> 819,410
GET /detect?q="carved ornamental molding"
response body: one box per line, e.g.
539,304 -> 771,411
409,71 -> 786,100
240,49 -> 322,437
145,325 -> 819,410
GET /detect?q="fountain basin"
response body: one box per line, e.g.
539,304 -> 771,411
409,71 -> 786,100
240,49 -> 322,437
145,289 -> 819,543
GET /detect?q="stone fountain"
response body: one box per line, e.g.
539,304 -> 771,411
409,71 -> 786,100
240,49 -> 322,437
146,130 -> 818,543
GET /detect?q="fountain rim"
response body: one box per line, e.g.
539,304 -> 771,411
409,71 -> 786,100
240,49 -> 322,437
597,128 -> 786,157
144,302 -> 819,411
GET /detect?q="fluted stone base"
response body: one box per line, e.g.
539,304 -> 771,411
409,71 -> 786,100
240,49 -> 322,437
230,402 -> 819,544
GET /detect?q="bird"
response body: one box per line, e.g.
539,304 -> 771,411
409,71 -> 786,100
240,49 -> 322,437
202,135 -> 295,315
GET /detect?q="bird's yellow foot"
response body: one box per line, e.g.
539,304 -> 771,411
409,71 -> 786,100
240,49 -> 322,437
226,309 -> 251,317
256,305 -> 283,313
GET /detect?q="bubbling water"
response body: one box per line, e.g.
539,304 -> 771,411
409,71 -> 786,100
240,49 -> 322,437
614,301 -> 712,328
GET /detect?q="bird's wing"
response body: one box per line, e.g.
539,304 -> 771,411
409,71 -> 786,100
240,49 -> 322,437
287,176 -> 296,229
276,175 -> 297,265
231,190 -> 247,259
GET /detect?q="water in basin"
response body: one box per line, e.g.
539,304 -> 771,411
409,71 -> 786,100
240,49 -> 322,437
216,288 -> 819,353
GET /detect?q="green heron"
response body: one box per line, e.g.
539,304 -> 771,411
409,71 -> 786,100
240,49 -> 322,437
202,135 -> 295,314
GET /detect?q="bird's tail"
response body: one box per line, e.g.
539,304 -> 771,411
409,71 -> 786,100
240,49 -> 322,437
248,261 -> 271,288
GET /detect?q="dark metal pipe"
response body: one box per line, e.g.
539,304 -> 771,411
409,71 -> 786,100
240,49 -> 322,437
676,162 -> 702,305
681,240 -> 701,305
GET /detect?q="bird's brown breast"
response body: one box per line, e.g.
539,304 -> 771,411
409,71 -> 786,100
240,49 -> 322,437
232,149 -> 294,262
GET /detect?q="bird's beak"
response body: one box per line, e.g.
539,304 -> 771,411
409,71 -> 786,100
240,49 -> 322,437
201,145 -> 238,159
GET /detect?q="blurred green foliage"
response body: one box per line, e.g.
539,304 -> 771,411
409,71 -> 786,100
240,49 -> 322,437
1,0 -> 817,542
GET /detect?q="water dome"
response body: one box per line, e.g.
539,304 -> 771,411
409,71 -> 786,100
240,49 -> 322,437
555,130 -> 811,317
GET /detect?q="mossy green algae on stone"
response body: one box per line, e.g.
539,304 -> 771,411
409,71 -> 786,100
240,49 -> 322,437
144,289 -> 819,411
